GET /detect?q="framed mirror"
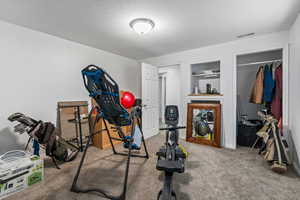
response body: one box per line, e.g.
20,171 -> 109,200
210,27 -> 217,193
186,103 -> 221,147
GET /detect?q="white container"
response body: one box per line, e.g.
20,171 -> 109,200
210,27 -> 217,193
0,151 -> 44,199
194,86 -> 199,94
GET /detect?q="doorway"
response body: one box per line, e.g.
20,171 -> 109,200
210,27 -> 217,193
158,65 -> 181,126
158,74 -> 166,125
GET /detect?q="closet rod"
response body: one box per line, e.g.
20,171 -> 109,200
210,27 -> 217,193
238,59 -> 282,67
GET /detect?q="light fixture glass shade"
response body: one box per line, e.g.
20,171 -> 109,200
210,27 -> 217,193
130,18 -> 155,35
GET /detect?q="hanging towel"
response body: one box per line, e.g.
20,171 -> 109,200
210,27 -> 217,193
133,124 -> 142,148
250,66 -> 264,104
263,64 -> 275,103
271,64 -> 282,120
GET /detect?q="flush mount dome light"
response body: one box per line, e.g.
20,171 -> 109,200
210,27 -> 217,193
129,18 -> 155,35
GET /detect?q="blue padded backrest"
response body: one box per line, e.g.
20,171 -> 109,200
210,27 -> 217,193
82,65 -> 131,126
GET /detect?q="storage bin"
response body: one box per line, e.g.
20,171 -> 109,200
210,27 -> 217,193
237,120 -> 263,147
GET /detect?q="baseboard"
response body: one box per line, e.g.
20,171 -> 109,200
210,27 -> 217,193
145,131 -> 160,140
224,145 -> 236,150
293,160 -> 300,176
283,128 -> 300,176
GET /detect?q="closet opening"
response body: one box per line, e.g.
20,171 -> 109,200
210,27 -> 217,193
236,49 -> 283,148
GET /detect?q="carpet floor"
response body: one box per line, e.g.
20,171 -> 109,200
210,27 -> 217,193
6,133 -> 300,200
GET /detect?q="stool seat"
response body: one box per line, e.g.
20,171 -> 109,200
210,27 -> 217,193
156,159 -> 184,173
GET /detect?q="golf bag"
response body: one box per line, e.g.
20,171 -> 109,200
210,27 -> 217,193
8,113 -> 78,168
256,111 -> 289,173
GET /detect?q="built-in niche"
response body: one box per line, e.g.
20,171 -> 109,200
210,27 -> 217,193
190,61 -> 221,95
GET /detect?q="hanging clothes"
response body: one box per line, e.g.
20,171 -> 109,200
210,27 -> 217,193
263,64 -> 275,103
250,65 -> 264,104
271,64 -> 282,120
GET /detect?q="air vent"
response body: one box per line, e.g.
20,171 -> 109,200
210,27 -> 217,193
237,32 -> 255,38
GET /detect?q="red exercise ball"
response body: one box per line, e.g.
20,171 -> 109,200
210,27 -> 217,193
121,91 -> 136,109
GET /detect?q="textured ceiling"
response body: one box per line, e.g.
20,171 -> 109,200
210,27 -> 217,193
0,0 -> 299,59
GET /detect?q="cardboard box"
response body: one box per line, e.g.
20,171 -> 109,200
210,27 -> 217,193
0,152 -> 43,199
91,98 -> 132,149
57,101 -> 89,140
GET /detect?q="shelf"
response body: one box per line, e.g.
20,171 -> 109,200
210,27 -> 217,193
192,72 -> 220,78
186,94 -> 224,102
188,94 -> 223,96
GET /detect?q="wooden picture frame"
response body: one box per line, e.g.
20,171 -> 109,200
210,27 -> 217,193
186,103 -> 221,147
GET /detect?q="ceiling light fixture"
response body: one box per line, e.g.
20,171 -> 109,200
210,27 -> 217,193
129,18 -> 155,35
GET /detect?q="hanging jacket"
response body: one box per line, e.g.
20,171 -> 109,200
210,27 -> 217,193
263,64 -> 275,103
271,65 -> 282,120
250,66 -> 264,104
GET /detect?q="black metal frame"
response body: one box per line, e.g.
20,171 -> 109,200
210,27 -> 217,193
58,103 -> 89,152
157,105 -> 186,200
71,106 -> 149,200
157,129 -> 180,200
158,171 -> 176,200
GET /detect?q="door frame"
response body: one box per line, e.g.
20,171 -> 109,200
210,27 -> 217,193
156,63 -> 184,126
158,73 -> 167,123
232,46 -> 289,149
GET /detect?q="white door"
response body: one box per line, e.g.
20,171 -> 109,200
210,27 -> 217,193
142,63 -> 159,139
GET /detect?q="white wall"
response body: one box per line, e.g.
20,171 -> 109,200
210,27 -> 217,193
289,13 -> 300,174
143,31 -> 289,149
0,20 -> 140,153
